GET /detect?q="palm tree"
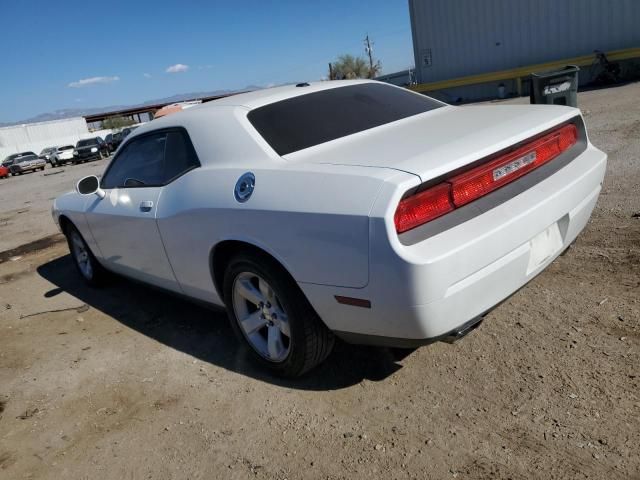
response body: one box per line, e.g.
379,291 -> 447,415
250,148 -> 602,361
330,54 -> 379,80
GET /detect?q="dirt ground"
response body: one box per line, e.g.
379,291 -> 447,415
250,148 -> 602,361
0,157 -> 111,253
0,84 -> 639,480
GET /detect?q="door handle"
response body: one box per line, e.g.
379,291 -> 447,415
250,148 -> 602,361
139,200 -> 154,212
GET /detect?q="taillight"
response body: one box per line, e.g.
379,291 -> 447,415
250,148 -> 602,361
394,183 -> 454,233
394,123 -> 578,233
450,124 -> 577,206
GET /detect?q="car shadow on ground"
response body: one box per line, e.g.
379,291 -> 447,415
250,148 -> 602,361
37,254 -> 413,391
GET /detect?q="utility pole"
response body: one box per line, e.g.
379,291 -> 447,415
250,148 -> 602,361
364,34 -> 374,78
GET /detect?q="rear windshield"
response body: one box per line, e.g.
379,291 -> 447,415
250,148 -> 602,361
247,83 -> 443,156
60,145 -> 74,151
77,139 -> 97,147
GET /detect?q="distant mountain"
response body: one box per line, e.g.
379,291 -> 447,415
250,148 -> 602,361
0,86 -> 263,128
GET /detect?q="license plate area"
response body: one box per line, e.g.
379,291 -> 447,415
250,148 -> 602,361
527,222 -> 564,274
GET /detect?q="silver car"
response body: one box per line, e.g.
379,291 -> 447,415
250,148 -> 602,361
9,154 -> 46,175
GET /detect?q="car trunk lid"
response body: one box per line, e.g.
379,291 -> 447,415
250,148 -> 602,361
284,104 -> 580,182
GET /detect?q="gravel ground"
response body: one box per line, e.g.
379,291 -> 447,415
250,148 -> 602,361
0,83 -> 638,479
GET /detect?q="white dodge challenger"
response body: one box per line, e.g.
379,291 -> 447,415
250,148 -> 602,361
52,80 -> 607,376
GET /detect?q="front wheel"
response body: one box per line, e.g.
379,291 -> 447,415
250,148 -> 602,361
65,225 -> 109,286
223,252 -> 334,377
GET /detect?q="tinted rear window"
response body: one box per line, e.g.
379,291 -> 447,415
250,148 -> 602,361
77,139 -> 97,147
247,83 -> 443,156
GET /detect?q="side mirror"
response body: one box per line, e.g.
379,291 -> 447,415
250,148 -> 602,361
76,175 -> 106,198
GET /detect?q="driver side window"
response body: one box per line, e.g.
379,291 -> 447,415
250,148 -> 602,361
101,133 -> 167,188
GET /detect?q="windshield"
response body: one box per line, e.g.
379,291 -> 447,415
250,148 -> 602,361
40,148 -> 56,155
248,83 -> 443,156
77,139 -> 97,147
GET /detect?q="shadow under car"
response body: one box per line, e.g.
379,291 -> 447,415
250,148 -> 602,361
37,254 -> 413,390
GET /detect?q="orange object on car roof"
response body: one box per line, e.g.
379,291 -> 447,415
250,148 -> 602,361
154,101 -> 202,119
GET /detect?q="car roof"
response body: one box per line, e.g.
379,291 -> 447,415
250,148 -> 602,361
200,79 -> 374,110
122,80 -> 420,168
130,79 -> 379,139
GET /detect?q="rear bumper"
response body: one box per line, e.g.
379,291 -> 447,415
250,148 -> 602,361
299,145 -> 607,345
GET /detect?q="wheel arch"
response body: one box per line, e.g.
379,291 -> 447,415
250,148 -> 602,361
57,214 -> 73,235
210,239 -> 300,305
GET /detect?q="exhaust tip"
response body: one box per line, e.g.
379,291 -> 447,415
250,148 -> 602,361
440,316 -> 484,344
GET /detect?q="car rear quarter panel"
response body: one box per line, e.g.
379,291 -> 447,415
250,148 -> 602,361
155,164 -> 394,304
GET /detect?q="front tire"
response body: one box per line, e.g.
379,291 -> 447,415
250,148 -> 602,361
65,225 -> 108,287
223,251 -> 334,377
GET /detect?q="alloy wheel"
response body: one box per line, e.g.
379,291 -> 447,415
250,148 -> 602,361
70,231 -> 93,280
232,272 -> 291,362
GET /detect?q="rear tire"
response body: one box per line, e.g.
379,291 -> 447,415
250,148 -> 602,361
223,251 -> 334,377
64,224 -> 109,287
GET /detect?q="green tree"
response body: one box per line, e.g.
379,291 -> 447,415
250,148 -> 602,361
330,54 -> 380,80
102,116 -> 135,130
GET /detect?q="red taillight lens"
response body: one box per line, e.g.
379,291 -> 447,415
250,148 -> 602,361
394,123 -> 578,233
394,183 -> 454,233
450,124 -> 577,207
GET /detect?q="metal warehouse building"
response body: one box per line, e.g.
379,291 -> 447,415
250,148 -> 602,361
408,0 -> 640,101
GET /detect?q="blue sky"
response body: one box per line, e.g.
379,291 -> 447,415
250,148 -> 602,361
1,0 -> 414,123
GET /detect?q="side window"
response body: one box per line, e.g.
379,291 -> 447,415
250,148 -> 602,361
163,130 -> 200,181
101,133 -> 167,188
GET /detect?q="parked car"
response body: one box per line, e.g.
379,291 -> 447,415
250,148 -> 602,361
49,145 -> 76,167
2,151 -> 37,168
73,137 -> 109,163
52,80 -> 607,377
9,153 -> 46,175
104,132 -> 124,152
39,147 -> 58,164
0,164 -> 8,179
120,126 -> 139,140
